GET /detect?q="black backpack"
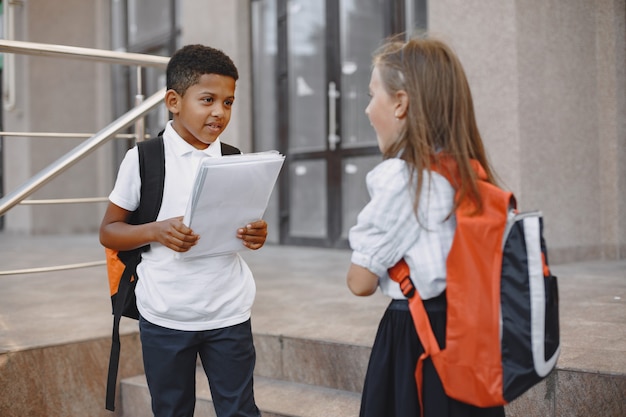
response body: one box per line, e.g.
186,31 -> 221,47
105,135 -> 241,411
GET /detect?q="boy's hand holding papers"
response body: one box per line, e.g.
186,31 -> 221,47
179,151 -> 285,258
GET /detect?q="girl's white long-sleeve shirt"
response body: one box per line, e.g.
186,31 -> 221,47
349,158 -> 456,300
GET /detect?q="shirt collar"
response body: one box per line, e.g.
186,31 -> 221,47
163,121 -> 223,157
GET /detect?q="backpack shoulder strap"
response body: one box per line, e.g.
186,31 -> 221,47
220,141 -> 241,156
133,135 -> 166,225
387,259 -> 438,414
106,135 -> 165,412
118,135 -> 165,260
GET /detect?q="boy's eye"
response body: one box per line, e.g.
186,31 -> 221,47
225,100 -> 234,107
202,97 -> 214,103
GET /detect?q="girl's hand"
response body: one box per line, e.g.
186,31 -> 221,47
237,219 -> 268,250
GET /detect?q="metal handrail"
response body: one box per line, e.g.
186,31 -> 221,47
1,131 -> 149,207
19,197 -> 110,205
0,87 -> 166,217
0,260 -> 106,276
0,132 -> 148,139
0,39 -> 169,67
0,40 -> 170,276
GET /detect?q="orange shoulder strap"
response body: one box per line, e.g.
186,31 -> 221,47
388,259 -> 439,414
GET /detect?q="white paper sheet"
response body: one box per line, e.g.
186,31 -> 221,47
178,151 -> 285,259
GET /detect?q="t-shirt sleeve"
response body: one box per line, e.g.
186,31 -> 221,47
348,159 -> 422,277
108,146 -> 141,212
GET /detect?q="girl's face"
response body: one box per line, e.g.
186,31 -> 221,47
365,65 -> 404,153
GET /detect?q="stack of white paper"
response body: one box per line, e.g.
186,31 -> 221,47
178,150 -> 285,259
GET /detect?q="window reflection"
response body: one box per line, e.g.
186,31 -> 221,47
340,0 -> 383,148
290,160 -> 327,238
341,155 -> 382,238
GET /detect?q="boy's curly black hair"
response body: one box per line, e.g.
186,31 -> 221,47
166,44 -> 239,96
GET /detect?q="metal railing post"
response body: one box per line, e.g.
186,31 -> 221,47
135,66 -> 146,142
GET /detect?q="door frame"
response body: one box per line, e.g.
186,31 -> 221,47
275,0 -> 423,248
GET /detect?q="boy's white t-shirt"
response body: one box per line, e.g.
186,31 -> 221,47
108,121 -> 256,331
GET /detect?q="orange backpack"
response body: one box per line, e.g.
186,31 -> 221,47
388,156 -> 560,410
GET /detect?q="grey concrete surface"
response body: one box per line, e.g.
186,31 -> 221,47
0,232 -> 624,376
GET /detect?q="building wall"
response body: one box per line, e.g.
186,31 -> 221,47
2,0 -> 113,234
2,0 -> 624,263
429,0 -> 626,262
595,0 -> 626,261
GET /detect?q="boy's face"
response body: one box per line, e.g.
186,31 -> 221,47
166,73 -> 236,150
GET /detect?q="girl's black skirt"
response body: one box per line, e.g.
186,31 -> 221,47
359,295 -> 505,417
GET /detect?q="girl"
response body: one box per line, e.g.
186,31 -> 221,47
346,36 -> 506,417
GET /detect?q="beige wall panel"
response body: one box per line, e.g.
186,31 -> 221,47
430,0 -> 625,261
595,0 -> 626,259
429,0 -> 521,196
517,0 -> 604,260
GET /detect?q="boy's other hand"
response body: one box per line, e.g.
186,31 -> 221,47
156,216 -> 199,252
237,219 -> 268,250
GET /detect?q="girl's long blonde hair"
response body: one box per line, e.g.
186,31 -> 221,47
374,35 -> 498,215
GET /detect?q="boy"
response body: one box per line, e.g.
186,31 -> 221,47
100,44 -> 265,417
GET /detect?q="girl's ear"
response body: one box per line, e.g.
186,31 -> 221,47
394,90 -> 409,119
164,89 -> 180,114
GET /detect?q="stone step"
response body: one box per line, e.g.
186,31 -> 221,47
252,333 -> 370,393
117,329 -> 626,417
120,369 -> 361,417
1,235 -> 625,417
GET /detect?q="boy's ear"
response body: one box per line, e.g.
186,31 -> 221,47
394,90 -> 409,119
164,89 -> 181,114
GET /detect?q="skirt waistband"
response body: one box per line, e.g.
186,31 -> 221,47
388,291 -> 446,313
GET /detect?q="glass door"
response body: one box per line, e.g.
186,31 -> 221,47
252,0 -> 426,248
282,0 -> 386,247
282,1 -> 331,245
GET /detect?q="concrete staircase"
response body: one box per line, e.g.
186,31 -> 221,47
117,331 -> 370,416
0,327 -> 365,417
0,235 -> 625,417
118,329 -> 626,417
120,371 -> 361,417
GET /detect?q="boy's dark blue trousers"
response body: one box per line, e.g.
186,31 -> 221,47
139,316 -> 260,417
